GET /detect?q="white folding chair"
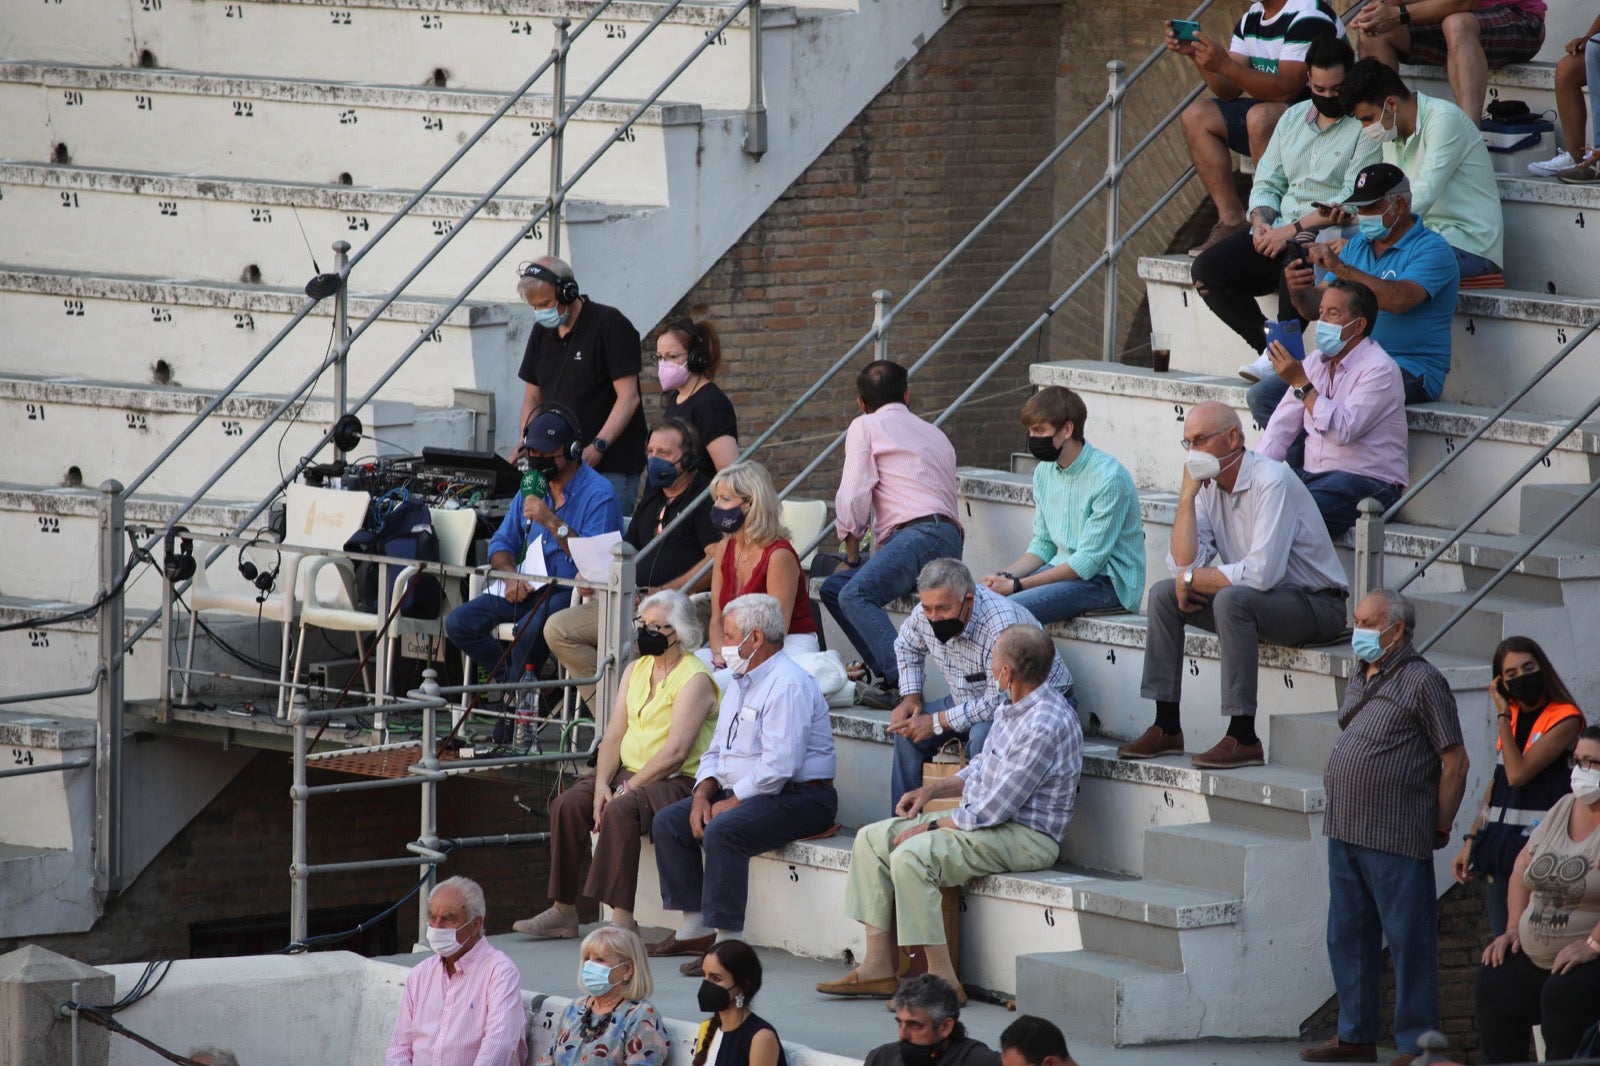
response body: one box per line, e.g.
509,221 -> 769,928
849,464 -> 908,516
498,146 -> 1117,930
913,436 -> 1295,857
181,484 -> 372,717
781,497 -> 830,567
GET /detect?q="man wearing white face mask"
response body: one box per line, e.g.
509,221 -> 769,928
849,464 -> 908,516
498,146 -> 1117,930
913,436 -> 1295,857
1257,279 -> 1409,537
388,876 -> 528,1066
1119,401 -> 1348,768
647,593 -> 837,969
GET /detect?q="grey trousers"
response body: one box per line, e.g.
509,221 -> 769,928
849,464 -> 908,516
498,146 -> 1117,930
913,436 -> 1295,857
1139,578 -> 1347,718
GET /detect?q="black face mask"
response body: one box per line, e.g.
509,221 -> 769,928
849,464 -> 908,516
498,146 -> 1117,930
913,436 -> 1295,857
531,455 -> 561,479
1504,672 -> 1546,708
1310,93 -> 1345,119
697,979 -> 732,1013
898,1041 -> 942,1066
1027,435 -> 1063,463
636,627 -> 671,657
929,616 -> 965,644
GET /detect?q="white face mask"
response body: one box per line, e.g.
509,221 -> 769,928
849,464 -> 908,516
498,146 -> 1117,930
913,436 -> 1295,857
1186,450 -> 1221,482
1572,764 -> 1600,803
1361,101 -> 1399,144
721,634 -> 755,677
426,925 -> 461,956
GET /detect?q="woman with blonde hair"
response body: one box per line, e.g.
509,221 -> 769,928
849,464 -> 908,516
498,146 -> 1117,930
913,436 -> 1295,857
543,926 -> 669,1066
705,462 -> 817,665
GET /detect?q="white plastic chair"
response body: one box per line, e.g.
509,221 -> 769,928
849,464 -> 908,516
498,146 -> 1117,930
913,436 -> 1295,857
181,484 -> 372,717
781,497 -> 830,567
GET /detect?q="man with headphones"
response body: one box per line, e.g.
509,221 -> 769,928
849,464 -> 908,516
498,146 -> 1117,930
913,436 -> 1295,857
516,256 -> 648,511
543,417 -> 721,710
445,406 -> 624,689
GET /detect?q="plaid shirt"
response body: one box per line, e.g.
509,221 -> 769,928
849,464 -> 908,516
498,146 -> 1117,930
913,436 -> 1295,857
1324,640 -> 1463,861
894,587 -> 1074,734
952,684 -> 1082,840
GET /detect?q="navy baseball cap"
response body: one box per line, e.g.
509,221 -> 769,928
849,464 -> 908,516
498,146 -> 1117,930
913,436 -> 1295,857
524,410 -> 577,453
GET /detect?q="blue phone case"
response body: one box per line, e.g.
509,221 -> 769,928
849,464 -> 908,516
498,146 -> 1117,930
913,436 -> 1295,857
1171,19 -> 1201,40
1265,320 -> 1306,361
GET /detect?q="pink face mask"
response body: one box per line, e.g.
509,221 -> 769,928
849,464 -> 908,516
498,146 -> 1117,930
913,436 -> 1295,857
658,360 -> 691,391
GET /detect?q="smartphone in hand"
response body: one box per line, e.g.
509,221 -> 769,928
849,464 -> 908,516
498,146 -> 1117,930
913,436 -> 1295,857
1170,19 -> 1202,41
1265,320 -> 1306,361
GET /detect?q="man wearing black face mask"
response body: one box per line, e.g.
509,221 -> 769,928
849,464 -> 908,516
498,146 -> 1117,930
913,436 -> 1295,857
545,420 -> 720,708
1192,36 -> 1378,380
445,410 -> 623,691
863,975 -> 1000,1066
885,559 -> 1074,812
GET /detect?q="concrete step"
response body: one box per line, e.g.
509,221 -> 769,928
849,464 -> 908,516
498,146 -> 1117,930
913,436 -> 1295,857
0,0 -> 805,105
1138,254 -> 1600,421
0,596 -> 166,717
1269,709 -> 1341,775
1498,174 -> 1600,298
0,163 -> 606,301
0,267 -> 517,412
0,711 -> 99,937
0,374 -> 475,498
0,62 -> 702,201
1028,360 -> 1600,536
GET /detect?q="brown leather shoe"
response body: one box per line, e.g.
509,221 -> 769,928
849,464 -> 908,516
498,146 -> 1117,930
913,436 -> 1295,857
1299,1036 -> 1377,1062
679,957 -> 705,978
816,969 -> 901,998
645,932 -> 715,958
1116,725 -> 1184,760
1191,736 -> 1265,769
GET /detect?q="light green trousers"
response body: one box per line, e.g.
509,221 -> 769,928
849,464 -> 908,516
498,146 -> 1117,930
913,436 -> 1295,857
842,811 -> 1060,945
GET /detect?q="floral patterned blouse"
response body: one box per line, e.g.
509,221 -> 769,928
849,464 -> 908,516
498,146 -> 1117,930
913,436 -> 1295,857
544,998 -> 671,1066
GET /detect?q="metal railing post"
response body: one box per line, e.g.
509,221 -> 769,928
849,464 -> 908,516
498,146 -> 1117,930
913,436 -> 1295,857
1351,496 -> 1385,610
595,543 -> 638,728
1102,60 -> 1127,362
743,0 -> 767,158
416,668 -> 443,950
332,240 -> 352,460
93,479 -> 126,899
872,289 -> 892,361
290,703 -> 309,944
548,17 -> 572,257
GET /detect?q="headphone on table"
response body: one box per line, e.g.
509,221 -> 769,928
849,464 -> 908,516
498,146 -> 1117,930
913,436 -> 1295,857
518,261 -> 581,306
526,401 -> 585,460
659,414 -> 701,474
237,533 -> 282,603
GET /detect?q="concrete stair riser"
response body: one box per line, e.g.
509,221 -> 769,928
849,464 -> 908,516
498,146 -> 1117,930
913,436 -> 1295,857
1014,951 -> 1193,1046
0,603 -> 168,716
1521,482 -> 1600,543
1269,709 -> 1342,774
0,65 -> 697,202
1499,177 -> 1600,299
0,0 -> 798,107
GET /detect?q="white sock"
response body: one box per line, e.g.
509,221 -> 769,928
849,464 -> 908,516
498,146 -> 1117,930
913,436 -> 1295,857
676,914 -> 712,939
715,930 -> 737,942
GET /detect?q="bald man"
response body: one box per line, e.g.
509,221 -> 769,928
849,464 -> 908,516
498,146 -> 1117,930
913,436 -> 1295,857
1118,401 -> 1347,769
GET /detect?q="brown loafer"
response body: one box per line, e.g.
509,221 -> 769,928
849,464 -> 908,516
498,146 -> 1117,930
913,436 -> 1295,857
679,958 -> 705,977
1299,1036 -> 1377,1062
1116,725 -> 1184,760
645,932 -> 716,958
816,969 -> 901,998
1191,736 -> 1265,769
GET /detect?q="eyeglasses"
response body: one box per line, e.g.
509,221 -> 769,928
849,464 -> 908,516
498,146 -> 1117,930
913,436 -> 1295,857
652,352 -> 688,364
1570,755 -> 1600,772
633,619 -> 675,636
1179,430 -> 1223,451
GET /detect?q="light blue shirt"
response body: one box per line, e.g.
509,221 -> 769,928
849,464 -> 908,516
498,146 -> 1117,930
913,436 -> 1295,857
696,651 -> 836,801
1026,441 -> 1146,613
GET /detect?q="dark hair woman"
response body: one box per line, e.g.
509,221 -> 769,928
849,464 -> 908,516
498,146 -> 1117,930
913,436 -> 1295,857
689,940 -> 785,1066
654,317 -> 739,477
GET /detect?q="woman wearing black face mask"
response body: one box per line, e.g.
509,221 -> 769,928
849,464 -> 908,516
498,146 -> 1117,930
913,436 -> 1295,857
513,589 -> 720,941
690,940 -> 785,1066
1452,636 -> 1586,935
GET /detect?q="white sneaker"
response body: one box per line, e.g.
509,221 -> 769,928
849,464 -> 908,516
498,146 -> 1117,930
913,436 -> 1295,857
1238,352 -> 1275,382
1529,150 -> 1577,176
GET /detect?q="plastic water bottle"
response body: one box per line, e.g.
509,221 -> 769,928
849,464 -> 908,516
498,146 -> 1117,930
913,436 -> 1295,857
513,665 -> 538,754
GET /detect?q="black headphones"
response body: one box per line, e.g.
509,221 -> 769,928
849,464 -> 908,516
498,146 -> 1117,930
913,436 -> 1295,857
660,415 -> 701,473
518,261 -> 580,306
663,317 -> 711,375
237,533 -> 282,603
527,401 -> 585,460
163,526 -> 196,583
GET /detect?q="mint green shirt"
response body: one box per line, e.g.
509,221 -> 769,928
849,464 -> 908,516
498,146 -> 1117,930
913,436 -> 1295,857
1248,99 -> 1380,225
1386,92 -> 1504,267
1027,442 -> 1145,613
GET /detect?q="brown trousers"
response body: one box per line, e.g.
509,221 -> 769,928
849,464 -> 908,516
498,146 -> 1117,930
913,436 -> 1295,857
548,770 -> 696,912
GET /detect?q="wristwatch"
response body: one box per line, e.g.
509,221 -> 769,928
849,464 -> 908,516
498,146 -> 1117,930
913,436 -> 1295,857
931,713 -> 945,737
1293,384 -> 1313,401
592,437 -> 609,454
1182,569 -> 1195,591
1398,4 -> 1411,24
555,523 -> 571,539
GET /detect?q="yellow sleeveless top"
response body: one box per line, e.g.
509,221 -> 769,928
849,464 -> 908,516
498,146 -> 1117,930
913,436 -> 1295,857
619,654 -> 719,777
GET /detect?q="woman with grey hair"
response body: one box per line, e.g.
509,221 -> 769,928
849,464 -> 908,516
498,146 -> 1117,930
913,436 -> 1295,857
515,589 -> 720,939
543,927 -> 670,1066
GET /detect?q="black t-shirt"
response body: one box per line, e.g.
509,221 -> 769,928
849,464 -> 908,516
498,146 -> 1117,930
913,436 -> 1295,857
625,473 -> 720,588
663,381 -> 739,479
517,297 -> 648,474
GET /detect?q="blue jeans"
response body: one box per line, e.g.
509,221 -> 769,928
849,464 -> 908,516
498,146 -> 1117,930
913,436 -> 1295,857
889,696 -> 992,812
599,471 -> 640,516
445,586 -> 572,684
1325,838 -> 1440,1055
1010,571 -> 1122,625
652,783 -> 838,931
1297,468 -> 1403,538
820,519 -> 964,687
1451,245 -> 1500,280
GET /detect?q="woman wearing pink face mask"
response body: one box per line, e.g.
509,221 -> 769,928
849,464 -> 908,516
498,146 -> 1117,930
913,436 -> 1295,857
655,317 -> 740,478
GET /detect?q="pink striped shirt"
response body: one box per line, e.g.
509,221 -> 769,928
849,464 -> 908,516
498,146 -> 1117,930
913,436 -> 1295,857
387,937 -> 528,1066
833,403 -> 963,541
1258,336 -> 1410,488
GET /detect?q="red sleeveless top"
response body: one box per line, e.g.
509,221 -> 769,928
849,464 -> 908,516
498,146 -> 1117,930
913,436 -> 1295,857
716,539 -> 817,637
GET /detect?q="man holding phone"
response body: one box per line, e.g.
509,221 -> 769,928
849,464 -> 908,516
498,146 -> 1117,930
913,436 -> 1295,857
1167,0 -> 1346,257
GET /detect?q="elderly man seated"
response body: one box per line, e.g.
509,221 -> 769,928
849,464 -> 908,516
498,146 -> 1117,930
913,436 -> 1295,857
888,558 -> 1075,812
864,974 -> 1001,1066
818,625 -> 1083,1003
388,876 -> 527,1066
647,593 -> 838,969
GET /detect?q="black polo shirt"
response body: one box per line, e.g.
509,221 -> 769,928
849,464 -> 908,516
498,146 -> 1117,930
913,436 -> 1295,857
626,473 -> 719,589
518,297 -> 648,474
